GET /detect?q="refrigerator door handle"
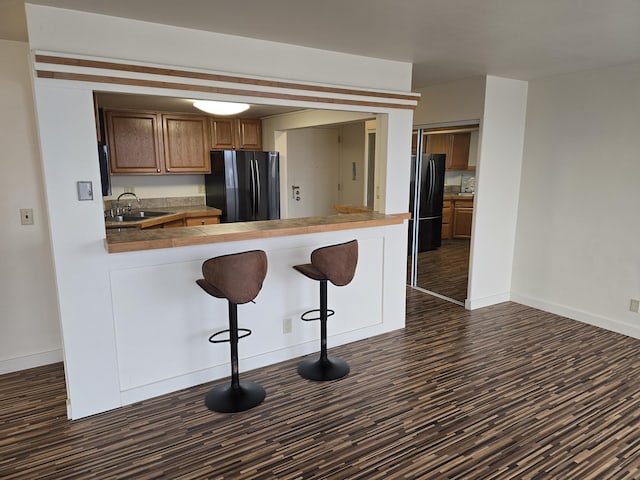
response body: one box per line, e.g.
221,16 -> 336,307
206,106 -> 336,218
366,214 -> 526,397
254,158 -> 261,216
426,158 -> 433,207
430,159 -> 436,206
249,158 -> 256,219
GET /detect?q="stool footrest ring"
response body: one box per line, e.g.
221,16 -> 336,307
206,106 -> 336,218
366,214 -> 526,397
301,308 -> 335,322
208,328 -> 252,343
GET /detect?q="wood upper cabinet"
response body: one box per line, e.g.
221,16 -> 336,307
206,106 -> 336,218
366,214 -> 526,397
236,118 -> 262,150
106,110 -> 211,174
411,131 -> 428,154
426,132 -> 471,170
162,114 -> 210,173
210,118 -> 235,150
449,132 -> 471,170
210,117 -> 262,150
106,110 -> 163,174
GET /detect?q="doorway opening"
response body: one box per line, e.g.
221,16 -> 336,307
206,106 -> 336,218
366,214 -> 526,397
407,123 -> 479,306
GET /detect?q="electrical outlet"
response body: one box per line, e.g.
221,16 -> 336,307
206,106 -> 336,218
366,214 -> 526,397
198,184 -> 205,194
20,208 -> 34,225
630,299 -> 640,313
283,318 -> 292,334
124,186 -> 135,194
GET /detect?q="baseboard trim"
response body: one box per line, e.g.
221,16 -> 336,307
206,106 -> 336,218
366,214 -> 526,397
511,292 -> 640,340
465,292 -> 511,310
0,349 -> 63,375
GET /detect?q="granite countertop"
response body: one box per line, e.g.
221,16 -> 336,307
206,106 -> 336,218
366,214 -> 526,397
105,211 -> 410,253
444,194 -> 475,201
104,205 -> 222,230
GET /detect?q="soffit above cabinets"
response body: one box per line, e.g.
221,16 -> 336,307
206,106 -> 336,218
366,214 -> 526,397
94,92 -> 302,119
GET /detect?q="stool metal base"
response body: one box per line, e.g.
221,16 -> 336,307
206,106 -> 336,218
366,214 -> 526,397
297,356 -> 350,381
204,380 -> 266,413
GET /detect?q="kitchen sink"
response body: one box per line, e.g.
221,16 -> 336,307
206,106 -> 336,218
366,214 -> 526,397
123,211 -> 170,218
106,211 -> 172,222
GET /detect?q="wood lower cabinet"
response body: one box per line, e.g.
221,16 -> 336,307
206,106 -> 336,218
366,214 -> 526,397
426,132 -> 471,170
143,218 -> 185,229
442,200 -> 452,239
452,199 -> 474,238
185,216 -> 220,226
105,110 -> 211,174
136,212 -> 220,229
210,117 -> 262,150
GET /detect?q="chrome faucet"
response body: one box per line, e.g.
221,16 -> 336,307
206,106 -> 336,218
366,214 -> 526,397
116,192 -> 140,213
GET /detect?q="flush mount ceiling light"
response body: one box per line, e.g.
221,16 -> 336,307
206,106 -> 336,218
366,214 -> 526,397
192,100 -> 250,115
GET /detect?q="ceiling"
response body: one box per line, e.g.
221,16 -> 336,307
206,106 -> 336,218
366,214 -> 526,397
2,0 -> 640,89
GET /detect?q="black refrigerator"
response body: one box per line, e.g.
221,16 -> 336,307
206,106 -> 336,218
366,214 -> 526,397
408,153 -> 446,252
205,150 -> 280,223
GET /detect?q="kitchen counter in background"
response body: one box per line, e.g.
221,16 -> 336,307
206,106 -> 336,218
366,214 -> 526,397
105,212 -> 410,253
443,193 -> 474,201
442,195 -> 474,239
104,205 -> 222,230
333,204 -> 373,214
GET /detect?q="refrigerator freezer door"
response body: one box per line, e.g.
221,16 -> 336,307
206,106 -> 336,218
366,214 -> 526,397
418,217 -> 442,252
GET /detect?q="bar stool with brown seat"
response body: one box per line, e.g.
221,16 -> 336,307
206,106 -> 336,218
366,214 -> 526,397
196,250 -> 268,413
293,239 -> 358,381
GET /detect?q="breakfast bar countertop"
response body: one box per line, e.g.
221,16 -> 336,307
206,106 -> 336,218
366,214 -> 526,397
105,212 -> 410,253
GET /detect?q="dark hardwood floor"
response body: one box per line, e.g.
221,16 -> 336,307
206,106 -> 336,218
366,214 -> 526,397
410,238 -> 471,302
2,291 -> 640,479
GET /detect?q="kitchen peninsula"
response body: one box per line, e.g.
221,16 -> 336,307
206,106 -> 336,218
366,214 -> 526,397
103,211 -> 408,417
106,211 -> 406,252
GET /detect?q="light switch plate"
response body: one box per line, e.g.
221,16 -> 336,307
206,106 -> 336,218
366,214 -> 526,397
77,181 -> 93,201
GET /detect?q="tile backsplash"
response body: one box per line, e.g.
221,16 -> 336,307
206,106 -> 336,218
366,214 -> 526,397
444,170 -> 475,193
104,195 -> 205,210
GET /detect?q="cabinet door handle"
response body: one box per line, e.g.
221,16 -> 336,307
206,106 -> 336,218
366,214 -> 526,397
157,168 -> 161,173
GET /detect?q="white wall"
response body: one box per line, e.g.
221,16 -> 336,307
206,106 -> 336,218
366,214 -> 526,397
26,4 -> 412,92
338,123 -> 366,206
109,174 -> 204,201
0,40 -> 61,373
286,127 -> 340,218
467,76 -> 528,308
262,109 -> 374,151
282,122 -> 367,217
512,62 -> 640,339
413,76 -> 486,126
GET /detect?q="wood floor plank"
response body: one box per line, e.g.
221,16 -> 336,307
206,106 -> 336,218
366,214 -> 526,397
412,238 -> 470,301
2,290 -> 640,478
